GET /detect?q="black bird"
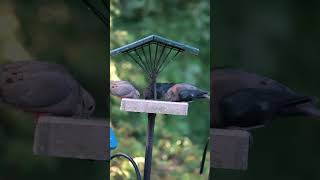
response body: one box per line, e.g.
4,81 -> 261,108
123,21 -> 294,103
144,83 -> 210,102
212,68 -> 320,129
144,83 -> 175,99
165,83 -> 210,102
200,68 -> 320,175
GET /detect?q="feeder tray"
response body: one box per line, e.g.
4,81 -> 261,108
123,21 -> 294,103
120,98 -> 188,116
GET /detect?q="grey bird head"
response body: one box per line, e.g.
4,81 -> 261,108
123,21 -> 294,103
80,88 -> 95,116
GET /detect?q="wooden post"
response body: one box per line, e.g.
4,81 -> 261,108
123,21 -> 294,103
33,116 -> 108,160
210,128 -> 250,170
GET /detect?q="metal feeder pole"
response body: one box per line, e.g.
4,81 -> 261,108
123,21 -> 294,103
143,78 -> 158,180
144,113 -> 155,180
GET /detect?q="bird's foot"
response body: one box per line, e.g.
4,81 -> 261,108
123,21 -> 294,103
248,133 -> 254,146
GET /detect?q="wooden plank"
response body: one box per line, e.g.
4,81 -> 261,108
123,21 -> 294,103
120,98 -> 188,116
210,128 -> 250,170
33,116 -> 109,160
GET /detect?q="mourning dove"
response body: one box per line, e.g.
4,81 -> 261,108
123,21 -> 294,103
110,80 -> 140,99
0,60 -> 95,118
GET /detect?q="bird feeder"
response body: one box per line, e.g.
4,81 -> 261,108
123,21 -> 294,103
111,34 -> 199,180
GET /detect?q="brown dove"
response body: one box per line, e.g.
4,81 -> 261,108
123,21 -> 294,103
0,60 -> 95,118
110,80 -> 140,99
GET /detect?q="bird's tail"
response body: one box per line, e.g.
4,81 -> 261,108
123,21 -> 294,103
298,104 -> 320,117
279,95 -> 320,117
281,96 -> 313,107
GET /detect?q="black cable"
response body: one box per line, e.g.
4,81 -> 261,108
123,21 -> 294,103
111,153 -> 142,180
199,137 -> 210,174
81,0 -> 109,27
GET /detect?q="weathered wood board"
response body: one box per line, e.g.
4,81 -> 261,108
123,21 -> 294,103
210,128 -> 250,170
120,98 -> 188,116
33,116 -> 109,160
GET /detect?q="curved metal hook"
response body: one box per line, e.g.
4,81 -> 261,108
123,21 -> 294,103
111,153 -> 142,180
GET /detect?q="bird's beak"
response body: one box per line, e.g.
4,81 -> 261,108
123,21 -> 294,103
204,94 -> 210,99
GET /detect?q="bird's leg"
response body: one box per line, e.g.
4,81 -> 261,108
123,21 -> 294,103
243,125 -> 265,131
85,113 -> 91,119
226,125 -> 265,131
33,113 -> 40,124
248,133 -> 254,146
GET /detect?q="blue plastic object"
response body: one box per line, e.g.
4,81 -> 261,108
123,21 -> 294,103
110,127 -> 118,150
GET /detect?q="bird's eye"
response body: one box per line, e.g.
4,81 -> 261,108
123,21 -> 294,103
88,105 -> 94,110
260,81 -> 267,85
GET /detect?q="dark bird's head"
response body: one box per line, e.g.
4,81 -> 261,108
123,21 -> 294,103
80,88 -> 95,116
179,89 -> 210,102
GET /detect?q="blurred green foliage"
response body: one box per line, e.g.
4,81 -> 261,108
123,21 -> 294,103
0,0 -> 108,179
213,0 -> 320,180
110,0 -> 210,179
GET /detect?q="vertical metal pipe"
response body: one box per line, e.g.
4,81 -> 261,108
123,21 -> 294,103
143,113 -> 156,180
143,78 -> 157,180
153,80 -> 157,100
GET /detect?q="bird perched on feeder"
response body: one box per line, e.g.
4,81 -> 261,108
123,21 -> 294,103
164,83 -> 210,102
212,68 -> 320,129
0,60 -> 95,118
200,68 -> 320,175
110,80 -> 140,99
143,82 -> 175,99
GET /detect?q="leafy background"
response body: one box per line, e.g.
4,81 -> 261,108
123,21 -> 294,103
0,0 -> 108,179
213,0 -> 320,180
110,0 -> 210,179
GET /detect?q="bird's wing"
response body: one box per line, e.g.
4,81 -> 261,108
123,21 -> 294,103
1,69 -> 73,108
111,85 -> 137,97
1,60 -> 68,74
